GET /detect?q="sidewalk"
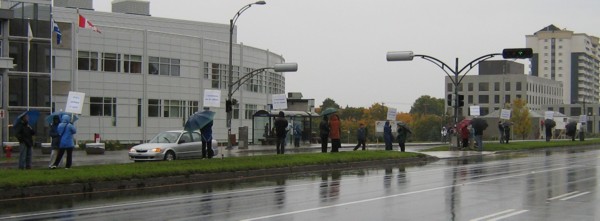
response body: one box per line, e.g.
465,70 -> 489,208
0,142 -> 492,169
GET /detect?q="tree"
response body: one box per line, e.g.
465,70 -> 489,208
409,95 -> 444,116
411,114 -> 442,141
320,98 -> 340,111
340,106 -> 365,121
510,98 -> 532,139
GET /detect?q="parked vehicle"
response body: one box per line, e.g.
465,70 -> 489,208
128,130 -> 218,161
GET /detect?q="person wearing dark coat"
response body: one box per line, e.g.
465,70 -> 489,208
274,111 -> 288,154
503,123 -> 511,144
319,116 -> 330,153
383,121 -> 393,151
498,121 -> 505,144
544,121 -> 555,142
396,124 -> 411,152
200,120 -> 214,159
51,115 -> 77,169
14,114 -> 35,169
353,123 -> 367,151
471,118 -> 488,151
48,115 -> 61,168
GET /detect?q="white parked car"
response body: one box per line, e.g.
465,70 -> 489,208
129,130 -> 218,161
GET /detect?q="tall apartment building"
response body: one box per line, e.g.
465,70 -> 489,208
526,25 -> 600,105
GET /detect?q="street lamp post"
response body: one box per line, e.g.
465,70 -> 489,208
227,1 -> 266,148
386,49 -> 532,148
226,63 -> 298,149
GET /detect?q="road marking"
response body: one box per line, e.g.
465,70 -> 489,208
241,167 -> 569,221
469,209 -> 515,221
560,191 -> 590,201
487,210 -> 528,221
547,191 -> 580,200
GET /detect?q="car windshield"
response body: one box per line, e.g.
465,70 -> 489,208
149,132 -> 180,144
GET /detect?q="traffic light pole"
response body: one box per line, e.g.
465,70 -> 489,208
413,53 -> 502,148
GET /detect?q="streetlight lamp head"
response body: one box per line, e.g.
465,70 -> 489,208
386,51 -> 414,61
274,63 -> 298,72
255,1 -> 267,5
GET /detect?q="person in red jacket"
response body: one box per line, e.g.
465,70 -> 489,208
328,114 -> 342,152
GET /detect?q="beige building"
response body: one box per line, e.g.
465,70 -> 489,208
526,25 -> 600,105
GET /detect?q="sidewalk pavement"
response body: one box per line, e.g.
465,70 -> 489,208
0,142 -> 493,169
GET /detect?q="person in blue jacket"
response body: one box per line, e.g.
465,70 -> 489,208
383,121 -> 393,150
50,115 -> 76,169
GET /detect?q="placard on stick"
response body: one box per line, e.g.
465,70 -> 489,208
65,91 -> 85,114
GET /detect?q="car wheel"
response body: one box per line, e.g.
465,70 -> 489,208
164,151 -> 176,161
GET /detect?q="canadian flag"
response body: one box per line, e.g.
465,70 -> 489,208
78,14 -> 101,33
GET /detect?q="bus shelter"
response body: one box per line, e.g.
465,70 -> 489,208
252,110 -> 319,145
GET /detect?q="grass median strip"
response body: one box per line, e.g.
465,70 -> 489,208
0,151 -> 427,189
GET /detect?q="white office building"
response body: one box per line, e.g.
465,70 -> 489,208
526,25 -> 600,105
1,0 -> 289,144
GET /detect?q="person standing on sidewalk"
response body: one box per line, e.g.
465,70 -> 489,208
383,121 -> 393,150
14,113 -> 35,169
274,111 -> 288,154
396,122 -> 411,152
353,123 -> 367,151
48,115 -> 61,168
319,116 -> 330,153
200,120 -> 214,159
329,114 -> 342,152
498,121 -> 505,144
51,115 -> 76,169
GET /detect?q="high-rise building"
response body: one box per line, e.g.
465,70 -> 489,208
526,25 -> 600,105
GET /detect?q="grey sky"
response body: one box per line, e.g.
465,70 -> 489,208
94,0 -> 599,112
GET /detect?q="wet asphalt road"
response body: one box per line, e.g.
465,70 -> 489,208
2,147 -> 600,220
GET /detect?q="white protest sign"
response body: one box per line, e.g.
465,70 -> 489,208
386,108 -> 397,121
203,89 -> 221,107
579,115 -> 588,123
544,111 -> 554,119
65,91 -> 85,114
272,94 -> 288,110
470,105 -> 480,116
500,109 -> 511,120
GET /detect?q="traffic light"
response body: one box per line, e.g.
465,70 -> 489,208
458,94 -> 465,107
447,94 -> 452,106
502,48 -> 533,59
226,100 -> 232,112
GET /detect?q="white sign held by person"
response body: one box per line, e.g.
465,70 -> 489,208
544,111 -> 554,119
470,105 -> 480,116
386,108 -> 397,121
272,94 -> 288,110
65,91 -> 85,114
203,90 -> 221,107
500,109 -> 511,120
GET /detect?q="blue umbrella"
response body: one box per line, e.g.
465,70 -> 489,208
14,110 -> 40,127
184,110 -> 215,132
45,111 -> 79,125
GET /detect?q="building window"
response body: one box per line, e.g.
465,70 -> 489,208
478,95 -> 489,104
516,82 -> 522,91
78,51 -> 98,71
164,100 -> 184,118
102,53 -> 121,72
478,82 -> 489,91
245,104 -> 257,119
494,82 -> 500,91
148,99 -> 161,117
124,54 -> 142,73
137,99 -> 142,127
188,101 -> 199,116
90,97 -> 117,116
447,83 -> 453,92
505,95 -> 510,104
233,103 -> 240,119
505,82 -> 511,91
149,56 -> 180,76
467,95 -> 473,104
468,83 -> 473,91
494,95 -> 500,104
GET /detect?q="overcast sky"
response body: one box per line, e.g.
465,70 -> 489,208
94,0 -> 599,112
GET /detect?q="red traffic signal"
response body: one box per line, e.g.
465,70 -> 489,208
502,48 -> 533,59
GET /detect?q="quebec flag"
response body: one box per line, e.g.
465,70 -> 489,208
52,19 -> 62,45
